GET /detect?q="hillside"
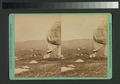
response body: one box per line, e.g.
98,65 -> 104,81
15,39 -> 94,50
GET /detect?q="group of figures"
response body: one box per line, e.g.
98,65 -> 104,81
43,22 -> 108,59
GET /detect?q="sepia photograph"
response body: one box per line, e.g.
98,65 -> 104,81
9,14 -> 112,79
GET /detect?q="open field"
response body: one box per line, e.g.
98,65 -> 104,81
15,48 -> 107,78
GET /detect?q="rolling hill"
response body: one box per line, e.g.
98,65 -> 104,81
15,39 -> 94,50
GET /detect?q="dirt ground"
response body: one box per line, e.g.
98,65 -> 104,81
15,49 -> 107,78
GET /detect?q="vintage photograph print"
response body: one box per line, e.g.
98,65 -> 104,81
9,13 -> 112,80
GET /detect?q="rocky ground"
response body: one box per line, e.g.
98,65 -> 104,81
15,49 -> 107,78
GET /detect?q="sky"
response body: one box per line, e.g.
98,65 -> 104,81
14,14 -> 108,42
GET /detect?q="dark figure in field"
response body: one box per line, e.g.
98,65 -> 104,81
43,22 -> 64,59
90,22 -> 108,58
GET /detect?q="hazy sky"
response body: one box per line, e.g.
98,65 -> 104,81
61,14 -> 108,40
15,14 -> 61,42
14,14 -> 108,42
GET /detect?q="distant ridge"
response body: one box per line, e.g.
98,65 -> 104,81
15,39 -> 94,50
62,39 -> 94,50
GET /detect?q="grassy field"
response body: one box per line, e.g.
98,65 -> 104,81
15,48 -> 107,78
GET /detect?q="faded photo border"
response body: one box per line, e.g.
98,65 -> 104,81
9,13 -> 112,80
